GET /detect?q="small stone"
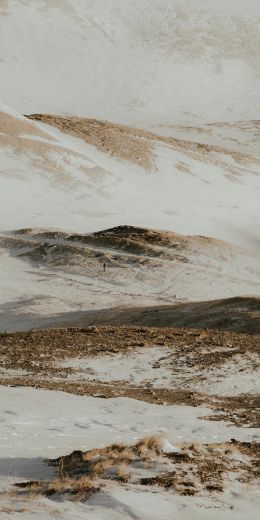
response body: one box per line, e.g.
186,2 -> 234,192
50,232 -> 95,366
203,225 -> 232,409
83,326 -> 99,334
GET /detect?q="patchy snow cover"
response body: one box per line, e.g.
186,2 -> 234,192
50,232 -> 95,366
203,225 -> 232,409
0,387 -> 259,460
0,3 -> 259,517
1,226 -> 260,331
59,346 -> 260,396
1,108 -> 260,251
60,347 -> 173,386
0,387 -> 259,520
0,2 -> 260,255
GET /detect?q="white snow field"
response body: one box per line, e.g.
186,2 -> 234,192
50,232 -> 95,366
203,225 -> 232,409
1,103 -> 260,250
0,0 -> 260,253
0,387 -> 259,520
1,0 -> 260,126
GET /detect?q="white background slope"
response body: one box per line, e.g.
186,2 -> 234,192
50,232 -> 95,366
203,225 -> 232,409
1,0 -> 260,125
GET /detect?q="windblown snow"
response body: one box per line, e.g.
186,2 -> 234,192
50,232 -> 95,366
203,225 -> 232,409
0,1 -> 259,519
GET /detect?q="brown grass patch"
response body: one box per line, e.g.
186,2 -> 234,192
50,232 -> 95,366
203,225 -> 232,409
14,476 -> 99,502
9,437 -> 259,502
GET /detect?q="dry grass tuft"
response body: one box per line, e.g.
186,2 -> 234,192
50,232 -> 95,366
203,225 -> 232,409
80,435 -> 163,479
15,475 -> 99,502
115,464 -> 131,483
135,435 -> 162,455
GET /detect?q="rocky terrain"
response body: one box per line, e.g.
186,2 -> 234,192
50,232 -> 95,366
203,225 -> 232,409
0,1 -> 259,519
0,326 -> 259,427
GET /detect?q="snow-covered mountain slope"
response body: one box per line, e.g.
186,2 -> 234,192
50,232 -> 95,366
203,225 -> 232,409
65,297 -> 259,335
1,4 -> 259,519
1,105 -> 260,251
1,225 -> 260,331
0,1 -> 260,328
1,387 -> 259,520
1,0 -> 260,125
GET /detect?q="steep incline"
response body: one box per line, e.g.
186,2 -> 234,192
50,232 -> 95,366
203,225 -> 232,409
1,106 -> 260,250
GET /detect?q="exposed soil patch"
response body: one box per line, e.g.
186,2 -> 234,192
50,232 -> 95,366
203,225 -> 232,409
27,114 -> 260,175
0,326 -> 259,427
27,114 -> 155,170
74,296 -> 260,335
1,325 -> 258,372
69,225 -> 185,257
3,225 -> 192,260
13,476 -> 99,503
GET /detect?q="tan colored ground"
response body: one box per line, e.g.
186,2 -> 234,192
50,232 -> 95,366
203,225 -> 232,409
27,114 -> 260,173
1,326 -> 259,427
0,110 -> 106,182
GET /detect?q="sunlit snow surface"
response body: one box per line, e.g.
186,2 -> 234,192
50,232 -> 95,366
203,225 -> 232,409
1,0 -> 260,124
60,347 -> 260,396
0,2 -> 259,518
0,387 -> 259,520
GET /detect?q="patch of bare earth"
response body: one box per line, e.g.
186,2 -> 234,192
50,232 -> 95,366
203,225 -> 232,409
27,114 -> 260,174
0,326 -> 259,427
12,436 -> 259,502
1,225 -> 191,263
27,114 -> 154,170
0,110 -> 106,183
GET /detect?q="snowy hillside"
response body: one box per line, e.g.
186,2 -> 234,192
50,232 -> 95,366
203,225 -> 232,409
1,0 -> 260,251
1,105 -> 260,251
1,225 -> 260,331
0,3 -> 259,519
1,0 -> 260,125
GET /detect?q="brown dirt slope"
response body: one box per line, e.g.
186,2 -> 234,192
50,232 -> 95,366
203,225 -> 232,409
27,114 -> 259,172
48,296 -> 260,335
0,326 -> 259,427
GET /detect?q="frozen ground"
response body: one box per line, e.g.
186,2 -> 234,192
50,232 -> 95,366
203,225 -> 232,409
0,225 -> 260,331
60,347 -> 260,396
0,387 -> 259,520
0,1 -> 259,518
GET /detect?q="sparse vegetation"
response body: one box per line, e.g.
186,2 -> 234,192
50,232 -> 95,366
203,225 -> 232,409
0,326 -> 259,427
14,476 -> 99,502
11,437 -> 259,503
